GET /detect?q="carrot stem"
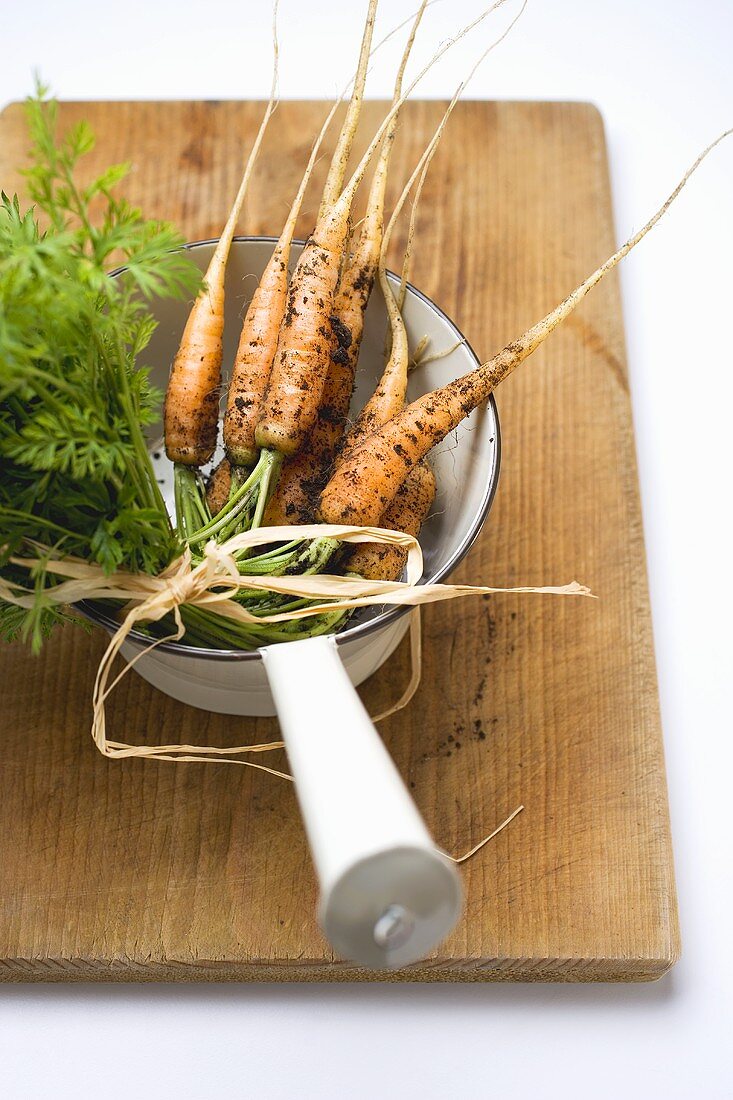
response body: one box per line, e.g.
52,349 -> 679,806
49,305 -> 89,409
185,450 -> 270,545
250,450 -> 283,530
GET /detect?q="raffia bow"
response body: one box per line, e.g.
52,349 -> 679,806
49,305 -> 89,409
1,524 -> 593,774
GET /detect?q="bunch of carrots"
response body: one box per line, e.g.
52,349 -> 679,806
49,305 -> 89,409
159,0 -> 729,651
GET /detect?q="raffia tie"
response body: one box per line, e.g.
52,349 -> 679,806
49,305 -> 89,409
1,524 -> 593,779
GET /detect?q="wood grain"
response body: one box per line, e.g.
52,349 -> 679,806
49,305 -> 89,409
0,99 -> 679,981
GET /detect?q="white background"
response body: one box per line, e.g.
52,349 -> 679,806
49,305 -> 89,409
1,1 -> 732,1097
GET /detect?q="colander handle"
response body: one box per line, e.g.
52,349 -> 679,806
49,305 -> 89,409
261,634 -> 462,969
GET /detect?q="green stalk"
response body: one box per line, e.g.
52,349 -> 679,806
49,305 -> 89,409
189,469 -> 211,526
250,612 -> 349,644
92,329 -> 166,523
236,553 -> 301,576
231,538 -> 307,573
185,450 -> 271,545
214,496 -> 256,543
174,464 -> 195,539
285,536 -> 341,576
251,538 -> 303,559
250,450 -> 283,530
0,507 -> 79,541
179,603 -> 349,650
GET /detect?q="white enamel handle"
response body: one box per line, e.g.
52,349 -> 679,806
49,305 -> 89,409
261,635 -> 462,968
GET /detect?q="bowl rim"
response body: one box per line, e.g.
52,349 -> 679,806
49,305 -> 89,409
77,235 -> 501,660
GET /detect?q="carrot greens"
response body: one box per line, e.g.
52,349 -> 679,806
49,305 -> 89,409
0,87 -> 201,648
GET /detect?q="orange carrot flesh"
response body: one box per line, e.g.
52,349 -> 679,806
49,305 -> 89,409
345,461 -> 436,579
262,444 -> 324,526
252,0 -> 381,459
260,223 -> 384,522
164,6 -> 279,466
205,456 -> 233,517
254,197 -> 353,456
164,283 -> 227,466
262,326 -> 356,525
338,140 -> 451,464
223,99 -> 347,469
223,256 -> 290,469
320,130 -> 732,525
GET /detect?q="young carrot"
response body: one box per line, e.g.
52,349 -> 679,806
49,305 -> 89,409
222,98 -> 347,470
184,8 -> 438,547
205,455 -> 232,517
164,3 -> 279,467
346,461 -> 436,579
261,446 -> 322,525
337,97 -> 445,573
261,297 -> 362,525
320,130 -> 732,526
339,4 -> 526,466
338,80 -> 454,576
222,3 -> 433,478
263,2 -> 428,525
251,0 -> 383,459
330,17 -> 519,580
331,0 -> 428,389
255,0 -> 511,459
333,128 -> 440,573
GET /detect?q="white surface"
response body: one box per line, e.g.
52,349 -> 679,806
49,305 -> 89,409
1,1 -> 732,1097
263,636 -> 462,967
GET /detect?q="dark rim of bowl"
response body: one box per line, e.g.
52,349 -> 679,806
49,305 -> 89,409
77,236 -> 501,660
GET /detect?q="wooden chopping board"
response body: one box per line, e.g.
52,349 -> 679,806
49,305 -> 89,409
0,99 -> 679,981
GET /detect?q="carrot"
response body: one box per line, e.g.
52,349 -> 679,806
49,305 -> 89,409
337,76 -> 451,575
337,124 -> 441,572
223,101 -> 345,470
336,94 -> 455,571
261,310 -> 360,526
262,2 -> 428,525
223,2 -> 427,472
205,456 -> 232,517
346,461 -> 436,579
182,8 -> 439,548
164,3 -> 279,467
331,0 -> 428,386
320,130 -> 732,526
252,0 -> 380,460
262,447 -> 320,526
255,0 -> 511,458
338,225 -> 410,467
339,4 -> 526,467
